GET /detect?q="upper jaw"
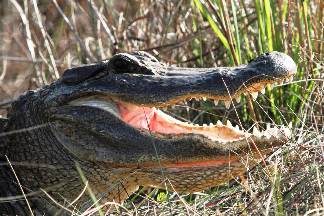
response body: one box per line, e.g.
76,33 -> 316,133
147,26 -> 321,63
56,51 -> 296,107
63,51 -> 296,146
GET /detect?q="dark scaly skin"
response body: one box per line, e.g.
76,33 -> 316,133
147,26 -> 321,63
0,51 -> 296,214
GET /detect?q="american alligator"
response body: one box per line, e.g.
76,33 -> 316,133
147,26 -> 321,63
0,51 -> 296,214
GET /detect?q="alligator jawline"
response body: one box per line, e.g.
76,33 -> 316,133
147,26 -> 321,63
69,76 -> 293,151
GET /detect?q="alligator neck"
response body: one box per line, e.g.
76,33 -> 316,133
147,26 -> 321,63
2,99 -> 142,213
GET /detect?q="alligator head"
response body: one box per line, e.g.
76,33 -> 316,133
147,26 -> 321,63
1,51 -> 296,212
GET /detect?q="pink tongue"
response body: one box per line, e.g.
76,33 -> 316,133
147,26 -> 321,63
117,102 -> 190,134
117,102 -> 154,130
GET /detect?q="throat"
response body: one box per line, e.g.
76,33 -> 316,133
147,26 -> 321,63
116,101 -> 248,141
117,102 -> 187,134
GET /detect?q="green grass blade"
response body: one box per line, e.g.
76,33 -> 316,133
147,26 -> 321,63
255,0 -> 265,53
193,0 -> 230,51
264,0 -> 273,51
230,0 -> 241,64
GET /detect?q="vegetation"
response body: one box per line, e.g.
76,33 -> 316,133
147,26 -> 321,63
0,0 -> 323,215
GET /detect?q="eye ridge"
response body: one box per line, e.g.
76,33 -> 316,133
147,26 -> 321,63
62,52 -> 160,84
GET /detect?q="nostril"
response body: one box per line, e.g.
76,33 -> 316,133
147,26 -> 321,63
265,52 -> 270,56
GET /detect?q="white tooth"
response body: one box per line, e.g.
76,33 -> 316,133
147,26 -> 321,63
264,130 -> 272,139
214,100 -> 218,106
203,97 -> 207,101
260,88 -> 265,94
226,120 -> 232,127
216,120 -> 223,126
209,123 -> 214,127
280,126 -> 291,138
253,127 -> 261,137
186,107 -> 190,112
266,123 -> 271,130
289,77 -> 294,82
288,122 -> 293,129
224,100 -> 231,109
235,96 -> 241,103
251,92 -> 258,100
234,125 -> 240,131
203,123 -> 207,127
272,126 -> 279,133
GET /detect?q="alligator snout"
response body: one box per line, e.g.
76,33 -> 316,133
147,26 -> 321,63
247,51 -> 297,77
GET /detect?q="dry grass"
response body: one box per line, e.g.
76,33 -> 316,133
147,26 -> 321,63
0,0 -> 323,215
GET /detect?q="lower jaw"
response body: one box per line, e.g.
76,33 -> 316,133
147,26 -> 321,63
142,148 -> 270,170
163,159 -> 239,168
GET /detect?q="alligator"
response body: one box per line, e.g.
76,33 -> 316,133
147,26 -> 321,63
0,51 -> 296,214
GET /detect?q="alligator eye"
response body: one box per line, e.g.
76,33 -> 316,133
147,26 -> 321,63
113,59 -> 132,72
107,53 -> 156,75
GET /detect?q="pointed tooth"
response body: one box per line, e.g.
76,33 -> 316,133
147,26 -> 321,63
251,92 -> 258,100
214,100 -> 218,106
264,131 -> 272,139
266,123 -> 271,130
289,76 -> 294,82
272,126 -> 279,133
209,123 -> 214,127
186,107 -> 190,112
203,97 -> 207,101
216,120 -> 223,126
235,96 -> 241,103
226,120 -> 232,127
203,123 -> 207,127
281,125 -> 291,138
260,88 -> 265,94
234,125 -> 240,131
224,100 -> 231,109
288,122 -> 292,129
252,127 -> 261,137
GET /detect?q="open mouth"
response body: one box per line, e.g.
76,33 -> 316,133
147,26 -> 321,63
70,74 -> 294,146
55,51 -> 298,169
